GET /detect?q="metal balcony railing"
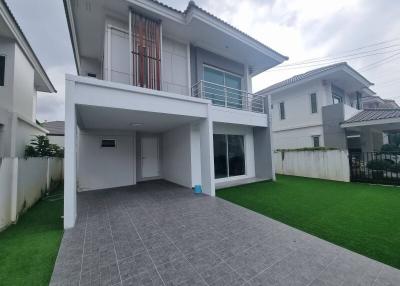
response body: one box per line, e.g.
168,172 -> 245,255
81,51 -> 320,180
191,80 -> 266,113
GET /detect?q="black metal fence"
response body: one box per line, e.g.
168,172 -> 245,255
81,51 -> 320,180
349,152 -> 400,185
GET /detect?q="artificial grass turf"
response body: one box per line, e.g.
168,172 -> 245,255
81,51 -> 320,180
0,188 -> 64,285
217,175 -> 400,269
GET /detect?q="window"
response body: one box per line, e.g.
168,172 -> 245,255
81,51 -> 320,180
310,93 -> 317,113
332,85 -> 344,104
312,136 -> 320,147
279,102 -> 285,120
101,139 -> 116,148
0,56 -> 5,86
213,134 -> 245,179
203,65 -> 243,109
87,73 -> 96,78
356,92 -> 362,110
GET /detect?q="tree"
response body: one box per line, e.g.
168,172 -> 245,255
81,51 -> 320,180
24,135 -> 64,158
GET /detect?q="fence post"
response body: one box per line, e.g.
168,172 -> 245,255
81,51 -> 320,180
10,158 -> 18,222
46,157 -> 51,191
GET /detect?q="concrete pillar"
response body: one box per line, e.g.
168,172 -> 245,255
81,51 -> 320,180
360,127 -> 374,153
199,115 -> 215,196
64,80 -> 77,229
253,127 -> 275,180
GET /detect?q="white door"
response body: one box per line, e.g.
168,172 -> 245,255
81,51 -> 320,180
141,136 -> 159,178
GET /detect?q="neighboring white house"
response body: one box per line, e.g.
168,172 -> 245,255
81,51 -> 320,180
362,95 -> 399,109
63,0 -> 287,228
257,62 -> 378,151
0,0 -> 56,158
42,121 -> 64,147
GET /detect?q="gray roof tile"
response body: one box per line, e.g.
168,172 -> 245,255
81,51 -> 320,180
42,121 -> 64,135
343,109 -> 400,124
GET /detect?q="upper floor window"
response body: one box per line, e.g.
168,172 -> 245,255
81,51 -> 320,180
356,92 -> 362,110
130,12 -> 161,90
312,135 -> 320,147
0,56 -> 5,86
279,102 -> 285,120
332,85 -> 344,104
203,65 -> 242,109
310,93 -> 317,113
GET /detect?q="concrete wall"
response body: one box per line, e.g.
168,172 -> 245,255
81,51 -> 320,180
253,127 -> 274,180
162,124 -> 192,188
0,157 -> 63,231
15,117 -> 46,157
78,130 -> 135,191
0,37 -> 15,111
274,149 -> 350,182
322,103 -> 346,149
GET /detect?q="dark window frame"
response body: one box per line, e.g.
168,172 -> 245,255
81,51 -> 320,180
0,55 -> 5,86
279,102 -> 285,120
310,93 -> 317,113
312,136 -> 320,147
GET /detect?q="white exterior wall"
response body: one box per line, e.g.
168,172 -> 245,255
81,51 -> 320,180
273,126 -> 325,150
13,44 -> 36,121
78,130 -> 135,191
162,37 -> 188,95
0,158 -> 15,230
0,38 -> 15,111
162,124 -> 192,188
274,150 -> 350,182
213,122 -> 256,182
15,117 -> 46,157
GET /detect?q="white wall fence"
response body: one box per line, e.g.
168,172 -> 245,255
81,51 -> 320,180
0,157 -> 63,230
274,150 -> 350,182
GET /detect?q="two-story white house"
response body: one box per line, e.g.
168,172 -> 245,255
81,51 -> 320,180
257,62 -> 377,151
63,0 -> 288,228
0,0 -> 56,157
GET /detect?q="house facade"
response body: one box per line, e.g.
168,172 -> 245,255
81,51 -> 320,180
63,0 -> 287,228
257,63 -> 375,151
0,0 -> 55,157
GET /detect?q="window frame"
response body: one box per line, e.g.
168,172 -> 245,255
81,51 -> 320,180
310,93 -> 317,113
279,101 -> 285,120
312,135 -> 320,148
0,55 -> 5,87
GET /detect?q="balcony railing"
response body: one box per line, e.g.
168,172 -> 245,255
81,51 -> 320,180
191,80 -> 265,113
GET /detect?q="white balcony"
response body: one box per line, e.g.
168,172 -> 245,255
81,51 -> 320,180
191,80 -> 266,114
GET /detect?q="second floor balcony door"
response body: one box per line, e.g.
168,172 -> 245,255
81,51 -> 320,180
203,66 -> 243,109
130,12 -> 161,90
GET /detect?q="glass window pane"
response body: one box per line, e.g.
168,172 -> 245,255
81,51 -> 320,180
280,102 -> 285,119
310,93 -> 317,113
0,56 -> 5,86
225,73 -> 242,109
313,136 -> 320,147
204,67 -> 225,106
228,135 -> 245,176
213,134 -> 227,178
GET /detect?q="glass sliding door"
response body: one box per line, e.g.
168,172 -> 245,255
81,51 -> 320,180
213,134 -> 245,179
213,134 -> 228,178
203,65 -> 243,109
204,67 -> 225,106
228,135 -> 245,176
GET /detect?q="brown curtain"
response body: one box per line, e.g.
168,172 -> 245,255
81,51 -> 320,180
131,12 -> 161,90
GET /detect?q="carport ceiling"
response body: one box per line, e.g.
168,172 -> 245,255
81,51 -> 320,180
77,105 -> 200,132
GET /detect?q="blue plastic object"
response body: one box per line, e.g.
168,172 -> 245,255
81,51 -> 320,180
194,185 -> 202,194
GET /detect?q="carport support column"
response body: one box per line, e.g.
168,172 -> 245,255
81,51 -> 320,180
64,79 -> 77,229
199,115 -> 215,196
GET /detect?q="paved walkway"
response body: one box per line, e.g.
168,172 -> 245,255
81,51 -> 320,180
51,180 -> 400,286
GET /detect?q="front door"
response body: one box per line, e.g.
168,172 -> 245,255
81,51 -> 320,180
141,136 -> 159,178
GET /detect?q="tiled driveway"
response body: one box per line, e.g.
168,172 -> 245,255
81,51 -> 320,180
51,180 -> 400,286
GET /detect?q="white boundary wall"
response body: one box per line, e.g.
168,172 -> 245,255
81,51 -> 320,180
0,157 -> 63,230
274,150 -> 350,182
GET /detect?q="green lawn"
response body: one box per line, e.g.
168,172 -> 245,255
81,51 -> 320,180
0,188 -> 64,285
217,175 -> 400,269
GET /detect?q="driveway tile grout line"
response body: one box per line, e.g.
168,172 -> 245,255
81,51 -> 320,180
122,200 -> 168,286
104,197 -> 123,286
78,201 -> 89,285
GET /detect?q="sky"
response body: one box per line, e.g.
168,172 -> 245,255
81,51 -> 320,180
6,0 -> 400,122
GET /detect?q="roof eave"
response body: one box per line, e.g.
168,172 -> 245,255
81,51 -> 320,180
63,0 -> 80,75
0,0 -> 56,93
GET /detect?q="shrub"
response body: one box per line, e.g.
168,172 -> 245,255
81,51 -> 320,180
381,144 -> 400,153
367,159 -> 393,171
